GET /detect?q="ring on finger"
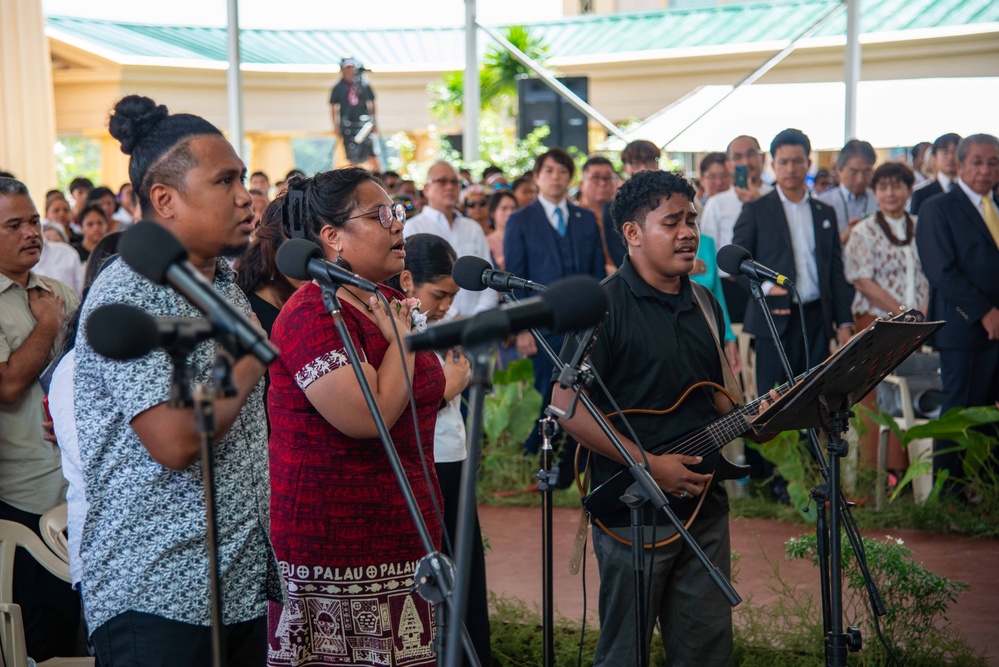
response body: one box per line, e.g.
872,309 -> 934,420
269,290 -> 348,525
679,490 -> 689,499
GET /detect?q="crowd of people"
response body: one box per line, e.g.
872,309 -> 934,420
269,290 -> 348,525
1,89 -> 997,667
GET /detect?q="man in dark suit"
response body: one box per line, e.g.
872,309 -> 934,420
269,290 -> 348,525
916,133 -> 999,491
732,129 -> 854,485
601,139 -> 662,268
910,133 -> 962,215
504,147 -> 605,453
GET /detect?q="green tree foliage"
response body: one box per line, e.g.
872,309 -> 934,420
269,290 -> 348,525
429,25 -> 551,124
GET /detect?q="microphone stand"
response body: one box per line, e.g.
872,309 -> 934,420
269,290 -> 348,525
537,415 -> 559,667
166,346 -> 237,667
444,310 -> 510,667
315,282 -> 480,667
747,279 -> 882,666
503,294 -> 740,667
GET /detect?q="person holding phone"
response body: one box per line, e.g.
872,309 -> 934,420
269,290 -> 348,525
699,135 -> 774,323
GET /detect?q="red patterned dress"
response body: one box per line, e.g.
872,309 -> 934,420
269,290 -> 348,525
266,282 -> 445,666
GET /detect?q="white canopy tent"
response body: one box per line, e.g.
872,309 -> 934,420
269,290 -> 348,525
603,77 -> 999,152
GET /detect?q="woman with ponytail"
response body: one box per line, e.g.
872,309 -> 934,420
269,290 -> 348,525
266,169 -> 445,667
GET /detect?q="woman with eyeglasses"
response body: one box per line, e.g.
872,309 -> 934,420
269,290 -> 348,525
266,168 -> 445,667
460,184 -> 491,236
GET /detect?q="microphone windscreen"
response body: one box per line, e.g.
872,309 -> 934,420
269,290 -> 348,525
717,244 -> 752,276
544,275 -> 608,333
451,255 -> 491,292
118,221 -> 188,285
276,239 -> 324,282
87,303 -> 159,361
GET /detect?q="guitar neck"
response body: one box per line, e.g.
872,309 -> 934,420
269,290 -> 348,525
665,373 -> 805,458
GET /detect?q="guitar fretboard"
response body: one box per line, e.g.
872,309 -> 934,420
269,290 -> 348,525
667,373 -> 805,459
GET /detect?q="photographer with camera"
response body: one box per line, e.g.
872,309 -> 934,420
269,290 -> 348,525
329,57 -> 379,170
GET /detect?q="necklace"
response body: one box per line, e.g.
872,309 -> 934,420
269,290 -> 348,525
874,211 -> 914,247
341,285 -> 373,312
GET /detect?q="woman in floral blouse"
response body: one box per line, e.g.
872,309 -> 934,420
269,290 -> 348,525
844,161 -> 930,469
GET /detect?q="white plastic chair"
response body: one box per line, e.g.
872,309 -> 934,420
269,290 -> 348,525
875,374 -> 934,509
0,519 -> 93,667
39,504 -> 70,565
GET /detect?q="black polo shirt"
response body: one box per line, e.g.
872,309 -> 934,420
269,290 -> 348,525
559,255 -> 729,527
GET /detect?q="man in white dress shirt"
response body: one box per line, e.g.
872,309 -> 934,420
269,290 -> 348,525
699,135 -> 773,323
34,239 -> 84,296
816,139 -> 879,243
403,161 -> 496,318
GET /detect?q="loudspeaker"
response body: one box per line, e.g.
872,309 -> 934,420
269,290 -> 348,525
517,77 -> 589,155
444,134 -> 463,158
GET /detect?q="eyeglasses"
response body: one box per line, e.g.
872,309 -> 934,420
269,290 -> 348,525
427,177 -> 461,187
585,175 -> 615,183
490,182 -> 512,190
464,200 -> 488,209
338,203 -> 407,229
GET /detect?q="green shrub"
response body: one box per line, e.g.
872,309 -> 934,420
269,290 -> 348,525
782,532 -> 985,666
478,359 -> 544,500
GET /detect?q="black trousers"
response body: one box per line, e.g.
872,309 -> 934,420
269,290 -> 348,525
935,344 -> 999,485
90,611 -> 266,667
435,461 -> 492,667
0,498 -> 81,661
721,277 -> 748,324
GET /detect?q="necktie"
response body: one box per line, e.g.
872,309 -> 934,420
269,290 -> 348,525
555,207 -> 567,237
982,196 -> 999,249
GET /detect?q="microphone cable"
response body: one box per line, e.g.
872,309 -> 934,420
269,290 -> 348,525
788,284 -> 811,370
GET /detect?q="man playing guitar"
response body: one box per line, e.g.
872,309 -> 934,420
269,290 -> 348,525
553,169 -> 764,666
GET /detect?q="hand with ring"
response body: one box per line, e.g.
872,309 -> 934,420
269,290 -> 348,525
679,490 -> 689,500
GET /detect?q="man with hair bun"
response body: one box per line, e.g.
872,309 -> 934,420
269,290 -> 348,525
73,95 -> 281,665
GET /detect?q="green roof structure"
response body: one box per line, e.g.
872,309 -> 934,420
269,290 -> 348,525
45,0 -> 999,69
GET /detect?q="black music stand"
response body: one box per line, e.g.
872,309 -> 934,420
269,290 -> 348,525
750,314 -> 942,666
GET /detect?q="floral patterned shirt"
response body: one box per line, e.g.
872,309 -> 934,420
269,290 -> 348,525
843,213 -> 930,318
74,257 -> 283,631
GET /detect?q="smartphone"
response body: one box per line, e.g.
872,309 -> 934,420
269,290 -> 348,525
734,165 -> 748,190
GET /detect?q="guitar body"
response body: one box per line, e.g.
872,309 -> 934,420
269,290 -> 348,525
584,449 -> 749,546
580,379 -> 776,548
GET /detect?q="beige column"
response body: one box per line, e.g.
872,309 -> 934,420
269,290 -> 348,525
97,132 -> 131,192
247,133 -> 296,184
0,0 -> 58,199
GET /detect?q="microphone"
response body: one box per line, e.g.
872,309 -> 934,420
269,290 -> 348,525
408,275 -> 608,352
717,244 -> 794,287
87,303 -> 216,361
452,255 -> 546,293
118,221 -> 278,364
276,238 -> 379,292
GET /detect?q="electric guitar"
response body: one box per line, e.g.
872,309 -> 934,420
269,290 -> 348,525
581,372 -> 807,543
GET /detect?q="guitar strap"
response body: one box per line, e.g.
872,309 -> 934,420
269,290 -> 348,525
690,283 -> 744,406
569,282 -> 745,565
